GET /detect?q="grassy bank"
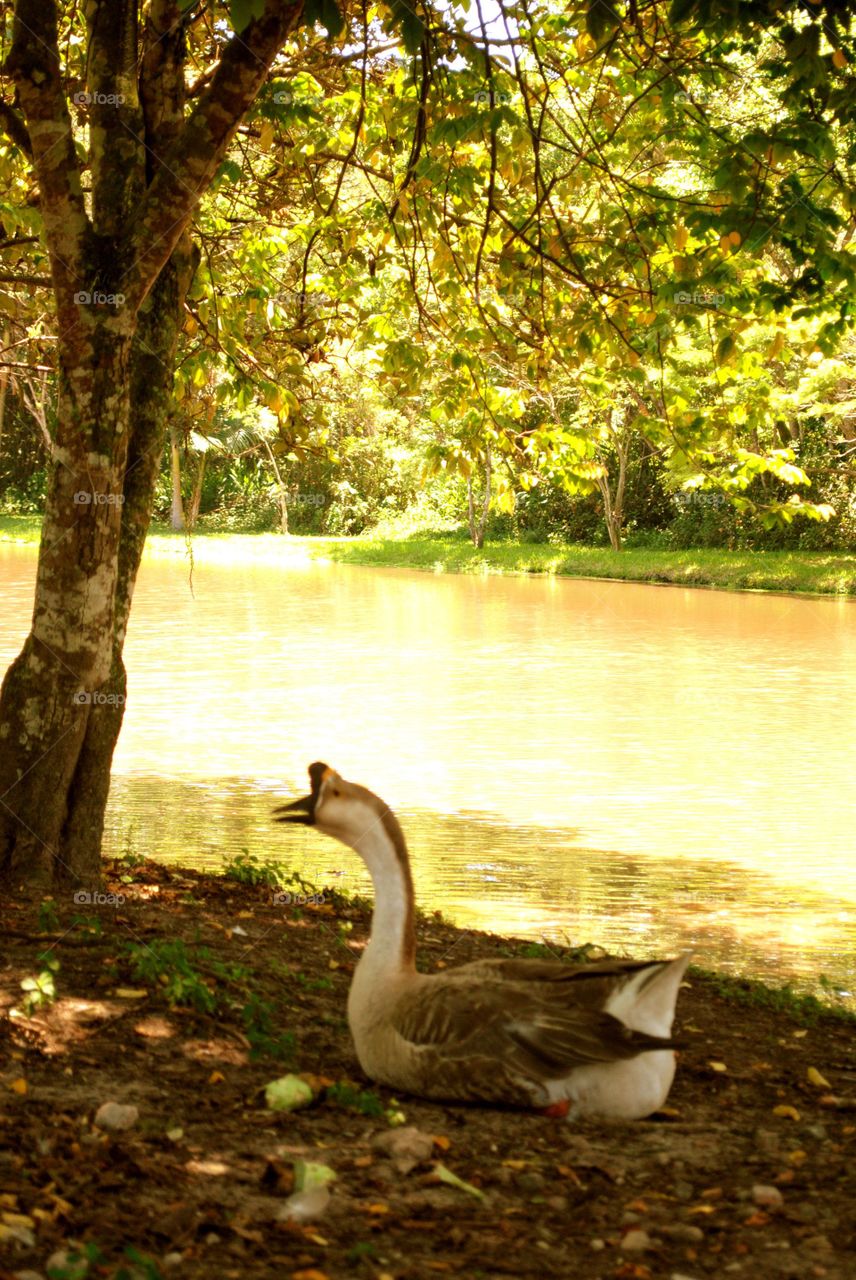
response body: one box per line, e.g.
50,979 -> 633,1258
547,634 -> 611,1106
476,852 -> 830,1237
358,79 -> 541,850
3,513 -> 855,595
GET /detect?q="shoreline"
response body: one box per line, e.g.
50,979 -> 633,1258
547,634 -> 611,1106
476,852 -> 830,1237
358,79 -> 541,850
2,514 -> 855,597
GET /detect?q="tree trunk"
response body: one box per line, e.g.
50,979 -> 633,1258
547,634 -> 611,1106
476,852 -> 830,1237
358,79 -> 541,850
0,328 -> 134,888
188,448 -> 207,529
57,250 -> 195,882
466,447 -> 491,548
169,421 -> 186,531
262,436 -> 289,533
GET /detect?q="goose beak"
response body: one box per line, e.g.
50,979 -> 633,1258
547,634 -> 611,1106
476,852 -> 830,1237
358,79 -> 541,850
272,761 -> 335,826
273,792 -> 315,825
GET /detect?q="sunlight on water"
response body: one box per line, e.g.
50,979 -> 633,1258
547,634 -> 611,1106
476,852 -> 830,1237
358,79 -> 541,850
1,540 -> 854,1001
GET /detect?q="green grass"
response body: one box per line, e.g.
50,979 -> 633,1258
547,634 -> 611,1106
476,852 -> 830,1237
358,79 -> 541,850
3,513 -> 855,595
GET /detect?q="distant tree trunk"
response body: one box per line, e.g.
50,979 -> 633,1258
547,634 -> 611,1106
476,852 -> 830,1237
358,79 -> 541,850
466,446 -> 492,548
187,449 -> 207,529
169,421 -> 186,531
597,429 -> 629,552
0,0 -> 302,890
262,436 -> 289,533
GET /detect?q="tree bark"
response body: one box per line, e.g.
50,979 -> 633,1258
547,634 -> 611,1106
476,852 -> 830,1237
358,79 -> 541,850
169,422 -> 186,531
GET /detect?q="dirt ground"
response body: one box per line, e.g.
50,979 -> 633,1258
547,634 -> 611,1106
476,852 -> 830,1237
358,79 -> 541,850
1,858 -> 854,1280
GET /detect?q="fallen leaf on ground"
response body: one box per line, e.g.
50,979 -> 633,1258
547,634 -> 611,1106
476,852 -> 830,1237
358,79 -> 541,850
434,1162 -> 486,1201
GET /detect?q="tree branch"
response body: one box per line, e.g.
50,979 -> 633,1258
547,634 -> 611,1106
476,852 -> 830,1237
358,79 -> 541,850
4,0 -> 89,313
122,0 -> 304,313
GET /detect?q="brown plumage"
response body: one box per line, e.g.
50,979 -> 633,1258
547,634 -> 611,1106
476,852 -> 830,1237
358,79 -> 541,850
275,763 -> 691,1118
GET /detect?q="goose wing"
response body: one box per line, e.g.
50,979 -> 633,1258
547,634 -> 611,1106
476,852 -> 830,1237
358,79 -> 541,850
388,972 -> 676,1104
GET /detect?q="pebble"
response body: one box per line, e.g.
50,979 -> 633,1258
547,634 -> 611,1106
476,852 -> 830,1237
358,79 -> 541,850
45,1254 -> 87,1280
621,1228 -> 651,1252
517,1171 -> 545,1193
660,1223 -> 705,1243
673,1180 -> 694,1201
94,1101 -> 139,1132
372,1126 -> 434,1173
162,1255 -> 183,1270
546,1195 -> 568,1212
13,1272 -> 44,1280
590,1238 -> 606,1251
621,1210 -> 642,1225
752,1183 -> 784,1209
277,1185 -> 331,1223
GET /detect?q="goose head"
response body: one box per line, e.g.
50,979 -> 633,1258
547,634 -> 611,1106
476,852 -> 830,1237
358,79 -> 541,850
274,762 -> 411,885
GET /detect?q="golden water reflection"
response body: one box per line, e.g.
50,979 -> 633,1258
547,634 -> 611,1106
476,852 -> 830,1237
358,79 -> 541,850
1,541 -> 854,1001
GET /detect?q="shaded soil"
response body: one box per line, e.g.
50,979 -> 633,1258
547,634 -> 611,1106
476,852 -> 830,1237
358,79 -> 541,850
1,859 -> 854,1280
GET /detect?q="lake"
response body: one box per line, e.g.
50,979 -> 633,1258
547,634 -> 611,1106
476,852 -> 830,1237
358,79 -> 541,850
1,538 -> 854,1002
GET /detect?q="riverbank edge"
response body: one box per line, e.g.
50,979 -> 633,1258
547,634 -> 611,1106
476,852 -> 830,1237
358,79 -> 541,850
2,514 -> 855,597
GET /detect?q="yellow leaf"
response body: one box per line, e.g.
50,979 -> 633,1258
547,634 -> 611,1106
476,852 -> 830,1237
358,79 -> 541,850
9,1079 -> 27,1095
787,1149 -> 807,1165
258,121 -> 275,152
674,223 -> 688,251
772,1104 -> 800,1120
728,230 -> 741,246
433,1135 -> 451,1151
832,49 -> 847,69
806,1067 -> 831,1088
708,1061 -> 728,1073
112,988 -> 148,999
1,1212 -> 34,1229
208,1070 -> 225,1085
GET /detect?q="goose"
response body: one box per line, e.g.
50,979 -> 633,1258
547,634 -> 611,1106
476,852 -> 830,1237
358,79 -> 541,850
274,762 -> 691,1120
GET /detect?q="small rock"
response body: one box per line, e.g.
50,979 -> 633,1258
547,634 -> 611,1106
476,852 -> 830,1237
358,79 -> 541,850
673,1180 -> 694,1201
660,1223 -> 705,1243
204,1233 -> 220,1246
590,1238 -> 605,1251
752,1184 -> 784,1209
45,1254 -> 87,1280
277,1185 -> 331,1223
621,1228 -> 651,1252
804,1124 -> 827,1140
804,1235 -> 833,1254
546,1195 -> 568,1212
517,1171 -> 545,1193
372,1126 -> 434,1173
621,1210 -> 642,1225
161,1254 -> 183,1270
94,1101 -> 139,1132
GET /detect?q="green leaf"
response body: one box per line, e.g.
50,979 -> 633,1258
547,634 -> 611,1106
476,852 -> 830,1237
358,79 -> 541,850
586,0 -> 620,44
435,1162 -> 486,1201
303,0 -> 344,39
389,0 -> 425,54
230,0 -> 265,34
